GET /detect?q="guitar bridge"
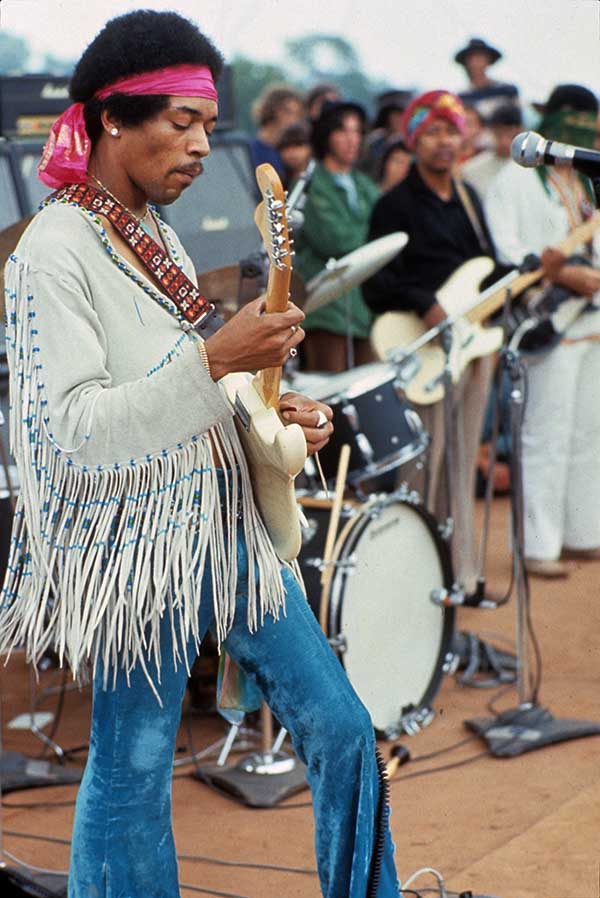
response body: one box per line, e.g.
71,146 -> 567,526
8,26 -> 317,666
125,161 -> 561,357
234,393 -> 251,431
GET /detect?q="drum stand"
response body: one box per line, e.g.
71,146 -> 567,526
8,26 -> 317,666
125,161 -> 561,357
465,320 -> 600,755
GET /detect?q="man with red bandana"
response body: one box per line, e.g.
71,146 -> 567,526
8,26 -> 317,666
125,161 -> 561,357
0,10 -> 400,898
364,90 -> 498,602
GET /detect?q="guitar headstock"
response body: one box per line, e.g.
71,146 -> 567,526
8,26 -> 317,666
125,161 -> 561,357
254,163 -> 293,273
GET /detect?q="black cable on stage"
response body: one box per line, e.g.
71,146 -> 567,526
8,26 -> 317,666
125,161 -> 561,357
389,750 -> 491,784
406,733 -> 481,763
180,885 -> 251,898
2,796 -> 77,809
178,852 -> 315,876
486,682 -> 517,716
4,830 -> 70,846
3,829 -> 318,878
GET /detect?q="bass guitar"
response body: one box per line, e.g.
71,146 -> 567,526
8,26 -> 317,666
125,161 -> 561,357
221,164 -> 307,561
372,210 -> 600,404
371,256 -> 503,405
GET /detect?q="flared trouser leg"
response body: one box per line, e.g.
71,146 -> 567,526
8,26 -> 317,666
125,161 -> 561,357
68,594 -> 215,898
224,564 -> 400,898
69,537 -> 399,898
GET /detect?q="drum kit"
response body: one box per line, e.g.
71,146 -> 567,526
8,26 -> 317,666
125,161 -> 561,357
292,359 -> 456,740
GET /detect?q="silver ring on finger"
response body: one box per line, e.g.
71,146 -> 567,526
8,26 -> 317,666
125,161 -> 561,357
289,346 -> 298,359
290,324 -> 297,335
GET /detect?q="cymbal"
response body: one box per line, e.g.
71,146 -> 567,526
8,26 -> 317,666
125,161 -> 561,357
304,232 -> 408,315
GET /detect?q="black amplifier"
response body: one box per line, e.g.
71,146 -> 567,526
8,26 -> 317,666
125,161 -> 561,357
0,74 -> 70,137
0,67 -> 234,136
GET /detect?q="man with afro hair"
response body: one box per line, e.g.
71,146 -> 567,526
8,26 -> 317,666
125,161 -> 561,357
0,10 -> 400,898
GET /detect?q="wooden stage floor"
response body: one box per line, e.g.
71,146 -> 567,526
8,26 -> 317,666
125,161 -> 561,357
1,496 -> 599,898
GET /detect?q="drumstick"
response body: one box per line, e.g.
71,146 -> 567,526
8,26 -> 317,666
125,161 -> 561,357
319,444 -> 351,626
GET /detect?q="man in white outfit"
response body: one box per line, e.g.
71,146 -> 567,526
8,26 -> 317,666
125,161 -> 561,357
486,85 -> 600,578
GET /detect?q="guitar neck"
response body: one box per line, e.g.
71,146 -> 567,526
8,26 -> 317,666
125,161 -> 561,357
257,262 -> 291,408
468,210 -> 600,325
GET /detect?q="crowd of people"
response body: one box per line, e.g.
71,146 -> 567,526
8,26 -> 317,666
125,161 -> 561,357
244,36 -> 600,586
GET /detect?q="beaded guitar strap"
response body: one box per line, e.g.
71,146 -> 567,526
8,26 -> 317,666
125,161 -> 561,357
51,183 -> 225,337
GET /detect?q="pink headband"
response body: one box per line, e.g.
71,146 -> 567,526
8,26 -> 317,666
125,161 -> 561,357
38,64 -> 218,189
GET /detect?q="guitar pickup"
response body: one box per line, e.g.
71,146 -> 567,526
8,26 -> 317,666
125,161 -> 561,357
234,393 -> 251,431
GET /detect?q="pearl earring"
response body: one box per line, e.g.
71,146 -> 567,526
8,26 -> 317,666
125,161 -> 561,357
110,127 -> 119,137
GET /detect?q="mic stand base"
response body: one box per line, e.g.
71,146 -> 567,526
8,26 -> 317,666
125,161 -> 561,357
0,863 -> 68,897
464,704 -> 600,758
193,752 -> 307,808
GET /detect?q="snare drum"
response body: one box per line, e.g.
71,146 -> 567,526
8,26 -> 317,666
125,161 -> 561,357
306,362 -> 427,485
298,492 -> 455,737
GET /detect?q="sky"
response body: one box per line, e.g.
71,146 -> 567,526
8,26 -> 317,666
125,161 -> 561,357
1,0 -> 599,104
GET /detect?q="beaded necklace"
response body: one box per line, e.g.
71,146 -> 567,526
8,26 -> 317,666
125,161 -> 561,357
88,173 -> 152,230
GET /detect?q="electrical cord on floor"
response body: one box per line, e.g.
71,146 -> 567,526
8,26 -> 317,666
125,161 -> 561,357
1,847 -> 252,898
2,796 -> 77,809
389,750 -> 491,784
179,885 -> 251,898
178,852 -> 315,876
3,829 -> 317,878
402,867 -> 447,897
1,848 -> 69,877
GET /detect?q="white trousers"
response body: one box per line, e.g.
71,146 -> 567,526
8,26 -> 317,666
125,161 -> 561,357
416,356 -> 494,593
522,338 -> 600,560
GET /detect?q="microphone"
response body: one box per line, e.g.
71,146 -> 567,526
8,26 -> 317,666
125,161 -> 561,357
511,131 -> 600,179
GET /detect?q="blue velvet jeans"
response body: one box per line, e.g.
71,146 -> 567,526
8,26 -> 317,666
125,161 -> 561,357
68,522 -> 400,897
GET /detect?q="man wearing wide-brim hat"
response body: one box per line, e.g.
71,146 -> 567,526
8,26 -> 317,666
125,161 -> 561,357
456,36 -> 520,124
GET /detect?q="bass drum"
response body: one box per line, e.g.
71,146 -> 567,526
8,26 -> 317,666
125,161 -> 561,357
298,493 -> 455,737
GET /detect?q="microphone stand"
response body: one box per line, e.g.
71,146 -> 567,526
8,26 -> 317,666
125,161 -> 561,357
464,267 -> 600,755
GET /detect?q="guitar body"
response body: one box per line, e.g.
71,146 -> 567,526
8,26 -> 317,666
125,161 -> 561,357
371,257 -> 503,405
222,372 -> 307,560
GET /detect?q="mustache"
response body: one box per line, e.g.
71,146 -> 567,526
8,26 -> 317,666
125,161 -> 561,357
172,162 -> 204,177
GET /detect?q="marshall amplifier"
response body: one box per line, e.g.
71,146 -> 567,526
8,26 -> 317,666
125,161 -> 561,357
0,75 -> 70,137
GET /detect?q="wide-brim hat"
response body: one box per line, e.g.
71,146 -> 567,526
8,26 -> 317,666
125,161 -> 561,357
535,84 -> 599,116
454,37 -> 502,67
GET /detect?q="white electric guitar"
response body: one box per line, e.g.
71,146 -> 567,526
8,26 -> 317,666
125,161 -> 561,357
372,210 -> 600,405
371,256 -> 503,404
221,165 -> 307,561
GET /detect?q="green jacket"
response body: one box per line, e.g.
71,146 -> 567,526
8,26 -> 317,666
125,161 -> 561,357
294,164 -> 380,338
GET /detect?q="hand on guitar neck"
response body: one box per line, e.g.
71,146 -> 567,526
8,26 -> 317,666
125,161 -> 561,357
203,295 -> 305,382
422,300 -> 447,330
540,248 -> 600,299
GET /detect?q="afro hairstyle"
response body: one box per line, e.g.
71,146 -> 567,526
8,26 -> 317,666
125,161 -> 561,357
70,9 -> 224,144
